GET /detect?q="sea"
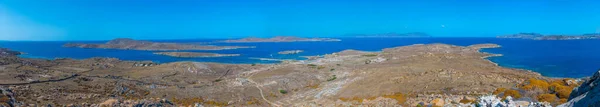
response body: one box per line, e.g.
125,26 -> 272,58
1,38 -> 599,78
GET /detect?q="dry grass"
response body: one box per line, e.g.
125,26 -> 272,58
503,89 -> 522,99
537,94 -> 558,103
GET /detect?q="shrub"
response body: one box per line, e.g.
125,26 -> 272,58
522,78 -> 550,92
559,98 -> 568,104
503,89 -> 522,99
493,88 -> 507,95
317,66 -> 325,69
537,94 -> 558,103
362,54 -> 378,57
556,87 -> 573,99
459,98 -> 474,104
382,93 -> 406,104
251,63 -> 256,66
327,75 -> 337,81
171,97 -> 205,106
330,68 -> 335,71
307,64 -> 317,67
279,90 -> 288,94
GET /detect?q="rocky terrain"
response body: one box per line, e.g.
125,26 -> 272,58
64,38 -> 254,51
560,70 -> 600,106
222,36 -> 341,43
2,43 -> 596,106
154,52 -> 240,58
277,50 -> 303,55
498,33 -> 600,40
343,32 -> 431,38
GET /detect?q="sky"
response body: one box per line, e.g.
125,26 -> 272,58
1,0 -> 600,41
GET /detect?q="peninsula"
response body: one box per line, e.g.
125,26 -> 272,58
154,52 -> 240,58
63,38 -> 254,51
343,32 -> 432,38
497,33 -> 600,40
222,36 -> 341,43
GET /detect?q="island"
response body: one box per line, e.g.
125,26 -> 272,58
153,52 -> 240,58
343,32 -> 432,38
277,50 -> 303,54
221,36 -> 341,43
0,43 -> 592,107
63,38 -> 254,51
497,33 -> 600,40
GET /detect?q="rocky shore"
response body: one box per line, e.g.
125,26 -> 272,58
0,43 -> 597,106
64,38 -> 254,51
222,36 -> 341,43
154,52 -> 240,58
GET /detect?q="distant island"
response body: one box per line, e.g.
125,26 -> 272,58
0,48 -> 22,56
497,33 -> 600,40
278,50 -> 303,54
343,32 -> 431,38
64,38 -> 254,51
222,36 -> 341,43
153,52 -> 240,58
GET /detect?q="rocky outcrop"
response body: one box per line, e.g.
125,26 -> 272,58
0,86 -> 22,107
0,48 -> 21,56
222,36 -> 341,43
64,38 -> 253,51
559,70 -> 600,107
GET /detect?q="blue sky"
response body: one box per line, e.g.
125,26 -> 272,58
1,0 -> 599,41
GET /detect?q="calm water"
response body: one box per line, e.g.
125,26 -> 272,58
1,38 -> 599,78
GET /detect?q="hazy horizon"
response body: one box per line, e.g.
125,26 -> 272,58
2,0 -> 600,41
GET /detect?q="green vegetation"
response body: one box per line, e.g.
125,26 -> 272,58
251,63 -> 256,66
317,66 -> 325,69
279,90 -> 288,94
330,68 -> 335,71
214,79 -> 222,82
362,54 -> 378,57
417,104 -> 424,107
327,75 -> 337,81
307,64 -> 317,67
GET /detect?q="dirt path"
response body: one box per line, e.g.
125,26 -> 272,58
246,65 -> 281,107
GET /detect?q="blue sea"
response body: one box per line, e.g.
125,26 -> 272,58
1,38 -> 599,78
